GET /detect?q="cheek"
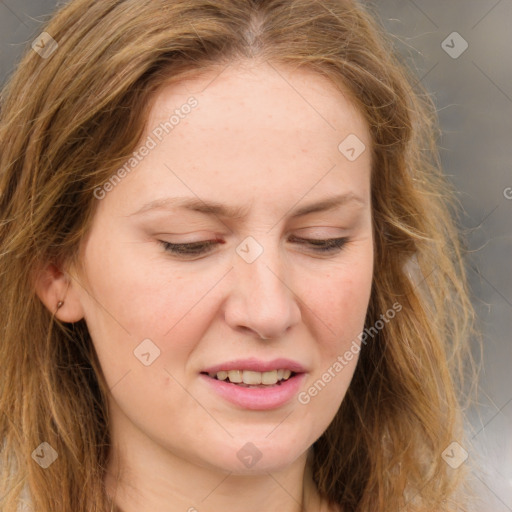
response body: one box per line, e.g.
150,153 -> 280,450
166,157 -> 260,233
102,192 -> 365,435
297,252 -> 372,415
309,258 -> 373,351
79,234 -> 211,387
81,230 -> 197,333
297,297 -> 368,432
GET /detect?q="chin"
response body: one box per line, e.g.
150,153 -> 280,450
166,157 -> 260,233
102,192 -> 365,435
198,438 -> 309,475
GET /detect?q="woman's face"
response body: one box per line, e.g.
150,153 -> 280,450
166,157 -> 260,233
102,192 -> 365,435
71,61 -> 373,474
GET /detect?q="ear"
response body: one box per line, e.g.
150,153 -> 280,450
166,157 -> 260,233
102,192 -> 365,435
33,262 -> 85,323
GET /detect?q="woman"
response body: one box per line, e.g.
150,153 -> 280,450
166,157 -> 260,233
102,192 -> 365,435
0,0 -> 480,511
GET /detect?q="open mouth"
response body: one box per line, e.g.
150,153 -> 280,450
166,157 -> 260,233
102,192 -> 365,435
201,369 -> 299,388
199,366 -> 307,410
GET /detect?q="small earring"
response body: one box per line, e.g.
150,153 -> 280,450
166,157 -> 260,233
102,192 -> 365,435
56,300 -> 64,309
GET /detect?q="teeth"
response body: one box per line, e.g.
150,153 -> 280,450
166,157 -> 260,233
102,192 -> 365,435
261,370 -> 278,385
216,370 -> 228,381
211,369 -> 294,385
227,370 -> 243,383
243,370 -> 261,385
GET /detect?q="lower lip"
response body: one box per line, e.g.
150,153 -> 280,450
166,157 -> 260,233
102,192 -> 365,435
200,373 -> 306,410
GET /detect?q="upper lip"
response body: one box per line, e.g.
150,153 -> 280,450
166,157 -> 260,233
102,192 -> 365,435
202,358 -> 307,374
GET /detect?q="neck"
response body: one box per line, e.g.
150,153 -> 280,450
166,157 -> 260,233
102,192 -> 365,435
106,442 -> 325,512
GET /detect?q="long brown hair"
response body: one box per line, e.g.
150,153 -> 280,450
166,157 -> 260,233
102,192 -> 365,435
0,1 -> 480,510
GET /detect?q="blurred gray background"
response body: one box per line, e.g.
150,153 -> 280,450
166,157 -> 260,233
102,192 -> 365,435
0,1 -> 510,510
367,2 -> 512,510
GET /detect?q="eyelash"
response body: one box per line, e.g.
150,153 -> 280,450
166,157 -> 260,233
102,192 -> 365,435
159,236 -> 349,257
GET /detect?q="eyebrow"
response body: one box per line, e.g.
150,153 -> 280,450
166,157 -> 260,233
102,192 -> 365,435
129,193 -> 367,219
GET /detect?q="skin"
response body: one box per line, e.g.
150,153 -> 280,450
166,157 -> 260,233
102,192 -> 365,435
36,60 -> 374,512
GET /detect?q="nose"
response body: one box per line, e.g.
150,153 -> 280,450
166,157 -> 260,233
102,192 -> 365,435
223,240 -> 302,340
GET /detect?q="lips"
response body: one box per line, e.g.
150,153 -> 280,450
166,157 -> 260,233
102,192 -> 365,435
200,358 -> 307,410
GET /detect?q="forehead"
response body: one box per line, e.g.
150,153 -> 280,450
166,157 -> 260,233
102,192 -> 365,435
101,61 -> 372,218
148,60 -> 368,141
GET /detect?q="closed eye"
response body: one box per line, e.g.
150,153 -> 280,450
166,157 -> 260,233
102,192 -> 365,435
159,237 -> 349,257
